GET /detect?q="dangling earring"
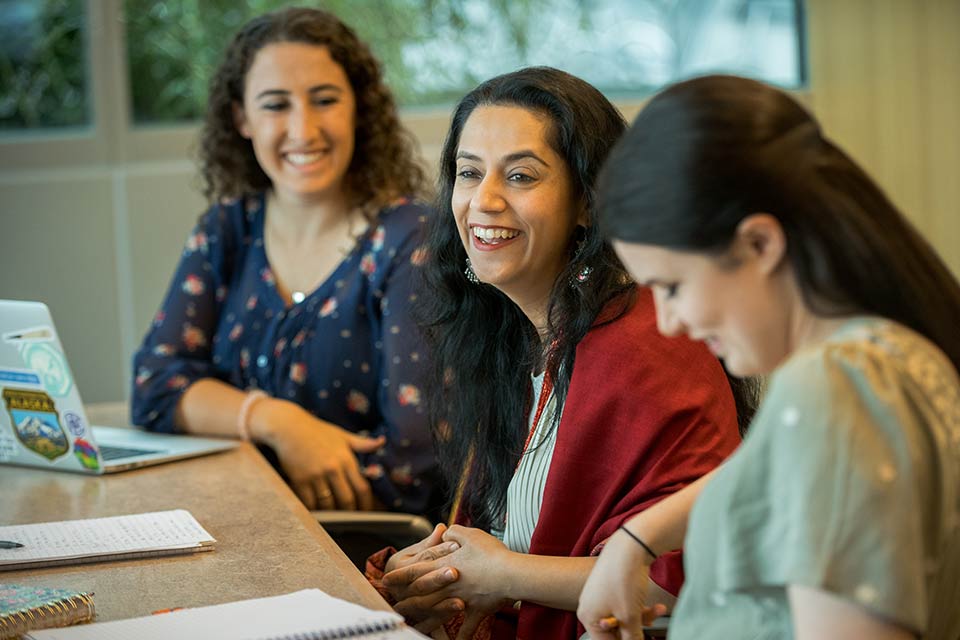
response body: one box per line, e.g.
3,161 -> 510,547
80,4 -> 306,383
464,258 -> 480,284
572,264 -> 593,285
569,232 -> 592,287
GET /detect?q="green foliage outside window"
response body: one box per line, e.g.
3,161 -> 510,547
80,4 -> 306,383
0,0 -> 87,130
0,0 -> 802,131
124,0 -> 804,124
123,0 -> 568,124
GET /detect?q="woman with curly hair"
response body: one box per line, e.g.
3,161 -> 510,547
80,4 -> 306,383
131,7 -> 439,518
366,67 -> 751,640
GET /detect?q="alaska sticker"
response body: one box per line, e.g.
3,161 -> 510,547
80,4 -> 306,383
2,388 -> 69,461
72,438 -> 100,470
20,342 -> 73,397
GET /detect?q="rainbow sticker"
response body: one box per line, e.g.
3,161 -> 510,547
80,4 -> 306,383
72,438 -> 100,470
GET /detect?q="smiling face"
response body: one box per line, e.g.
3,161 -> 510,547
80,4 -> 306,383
234,41 -> 356,206
452,105 -> 585,318
613,217 -> 800,376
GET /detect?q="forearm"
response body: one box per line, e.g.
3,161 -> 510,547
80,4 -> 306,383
503,554 -> 596,611
622,467 -> 717,555
174,378 -> 306,445
501,554 -> 678,613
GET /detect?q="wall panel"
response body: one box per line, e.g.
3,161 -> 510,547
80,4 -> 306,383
0,177 -> 124,402
807,0 -> 960,275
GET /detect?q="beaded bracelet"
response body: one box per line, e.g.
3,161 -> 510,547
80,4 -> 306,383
619,525 -> 658,561
237,389 -> 268,441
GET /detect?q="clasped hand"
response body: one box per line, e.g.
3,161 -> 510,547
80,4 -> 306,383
383,524 -> 514,638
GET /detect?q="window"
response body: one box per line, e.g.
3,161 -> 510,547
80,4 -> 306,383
0,0 -> 89,131
0,0 -> 804,132
122,0 -> 804,124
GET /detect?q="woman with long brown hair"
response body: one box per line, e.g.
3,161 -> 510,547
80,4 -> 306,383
580,74 -> 960,640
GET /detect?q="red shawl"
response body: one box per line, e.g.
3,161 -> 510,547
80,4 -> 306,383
368,289 -> 740,639
468,289 -> 740,639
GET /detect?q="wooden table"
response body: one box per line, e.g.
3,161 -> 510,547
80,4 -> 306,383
0,444 -> 390,620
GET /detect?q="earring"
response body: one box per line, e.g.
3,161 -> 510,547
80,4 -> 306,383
569,235 -> 592,287
464,258 -> 480,284
572,264 -> 593,285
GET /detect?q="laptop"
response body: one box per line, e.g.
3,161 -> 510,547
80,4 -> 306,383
0,299 -> 237,474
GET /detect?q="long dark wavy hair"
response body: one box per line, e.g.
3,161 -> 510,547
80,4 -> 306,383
198,7 -> 427,208
420,67 -> 754,530
599,75 -> 960,375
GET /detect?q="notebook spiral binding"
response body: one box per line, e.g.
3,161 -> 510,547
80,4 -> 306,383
0,591 -> 95,639
274,618 -> 399,639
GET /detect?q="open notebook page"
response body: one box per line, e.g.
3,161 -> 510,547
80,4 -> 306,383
0,510 -> 215,570
27,589 -> 426,639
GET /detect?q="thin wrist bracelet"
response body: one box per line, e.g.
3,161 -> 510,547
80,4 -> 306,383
619,525 -> 658,561
237,389 -> 268,441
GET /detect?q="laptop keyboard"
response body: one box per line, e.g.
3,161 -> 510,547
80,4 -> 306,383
98,445 -> 162,461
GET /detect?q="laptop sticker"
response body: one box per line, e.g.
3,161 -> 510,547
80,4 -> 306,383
0,428 -> 16,462
64,411 -> 86,437
1,326 -> 54,343
0,368 -> 42,387
2,388 -> 69,461
72,438 -> 100,470
19,341 -> 73,398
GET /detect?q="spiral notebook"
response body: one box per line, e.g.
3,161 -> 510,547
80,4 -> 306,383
0,584 -> 95,640
25,589 -> 426,639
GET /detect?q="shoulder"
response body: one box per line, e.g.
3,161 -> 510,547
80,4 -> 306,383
363,199 -> 431,271
774,318 -> 957,421
195,193 -> 263,240
579,286 -> 724,378
370,198 -> 430,243
759,318 -> 960,463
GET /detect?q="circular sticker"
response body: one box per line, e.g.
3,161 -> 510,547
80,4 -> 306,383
21,342 -> 73,397
64,411 -> 85,436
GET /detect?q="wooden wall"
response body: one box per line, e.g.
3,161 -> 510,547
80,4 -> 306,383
806,0 -> 960,275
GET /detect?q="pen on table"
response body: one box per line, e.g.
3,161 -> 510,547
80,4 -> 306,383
0,540 -> 24,549
151,607 -> 184,615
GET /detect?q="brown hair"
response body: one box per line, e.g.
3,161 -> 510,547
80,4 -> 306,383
198,7 -> 427,208
599,74 -> 960,374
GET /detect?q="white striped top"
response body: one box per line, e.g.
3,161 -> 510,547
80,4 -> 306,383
496,371 -> 563,554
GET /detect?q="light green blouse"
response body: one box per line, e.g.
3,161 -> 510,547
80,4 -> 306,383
672,317 -> 960,640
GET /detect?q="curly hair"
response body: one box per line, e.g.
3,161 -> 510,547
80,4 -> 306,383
198,7 -> 427,208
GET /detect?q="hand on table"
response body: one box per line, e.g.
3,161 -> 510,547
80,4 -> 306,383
261,400 -> 385,511
577,528 -> 667,639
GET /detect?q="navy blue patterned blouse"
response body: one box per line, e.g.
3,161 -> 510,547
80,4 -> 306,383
131,193 -> 436,513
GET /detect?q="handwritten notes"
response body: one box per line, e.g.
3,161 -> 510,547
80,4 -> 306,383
0,510 -> 215,570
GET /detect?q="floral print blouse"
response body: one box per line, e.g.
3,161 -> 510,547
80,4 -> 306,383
131,193 -> 437,514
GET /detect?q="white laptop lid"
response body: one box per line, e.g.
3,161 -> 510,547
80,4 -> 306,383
0,300 -> 235,474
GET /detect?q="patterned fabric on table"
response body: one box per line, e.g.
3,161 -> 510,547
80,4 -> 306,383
131,193 -> 437,514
